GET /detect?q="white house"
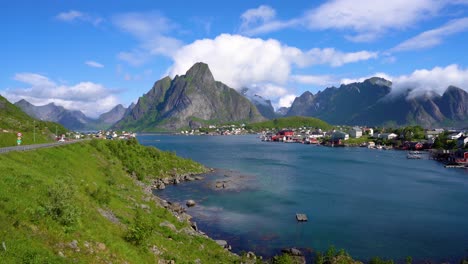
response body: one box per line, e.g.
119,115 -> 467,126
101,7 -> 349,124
425,129 -> 443,139
378,133 -> 398,140
449,132 -> 463,140
349,127 -> 363,138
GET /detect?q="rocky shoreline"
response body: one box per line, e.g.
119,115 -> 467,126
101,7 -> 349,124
134,169 -> 258,260
137,169 -> 307,263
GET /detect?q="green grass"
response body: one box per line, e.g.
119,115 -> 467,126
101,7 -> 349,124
0,140 -> 239,263
246,116 -> 332,130
344,136 -> 371,145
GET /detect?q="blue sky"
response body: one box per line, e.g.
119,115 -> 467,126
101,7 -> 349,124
1,0 -> 468,117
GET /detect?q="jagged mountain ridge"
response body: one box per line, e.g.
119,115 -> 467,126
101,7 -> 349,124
286,77 -> 468,127
114,62 -> 265,131
15,100 -> 128,130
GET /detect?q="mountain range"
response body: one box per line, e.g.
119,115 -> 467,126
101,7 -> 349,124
15,100 -> 129,130
113,62 -> 265,131
8,63 -> 468,130
286,77 -> 467,127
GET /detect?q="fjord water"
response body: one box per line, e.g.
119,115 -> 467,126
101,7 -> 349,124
139,134 -> 468,261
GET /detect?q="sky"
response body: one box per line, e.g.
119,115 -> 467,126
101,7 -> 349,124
1,0 -> 468,118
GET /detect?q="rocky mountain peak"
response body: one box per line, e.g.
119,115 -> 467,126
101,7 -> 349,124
185,62 -> 215,84
365,77 -> 392,87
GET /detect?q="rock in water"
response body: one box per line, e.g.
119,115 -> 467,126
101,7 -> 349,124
186,199 -> 196,207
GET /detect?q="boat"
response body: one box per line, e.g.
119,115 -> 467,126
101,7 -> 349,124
407,153 -> 422,159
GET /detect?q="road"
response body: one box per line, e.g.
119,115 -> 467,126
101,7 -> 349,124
0,140 -> 83,154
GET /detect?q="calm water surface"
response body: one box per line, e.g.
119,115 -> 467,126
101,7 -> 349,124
138,134 -> 468,261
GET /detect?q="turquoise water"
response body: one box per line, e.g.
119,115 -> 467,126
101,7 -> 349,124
138,134 -> 468,261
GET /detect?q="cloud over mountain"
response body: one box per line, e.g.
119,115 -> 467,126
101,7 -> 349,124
167,34 -> 376,108
4,73 -> 119,118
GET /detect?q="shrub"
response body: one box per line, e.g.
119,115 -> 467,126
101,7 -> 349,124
44,181 -> 81,227
86,185 -> 111,205
125,209 -> 155,246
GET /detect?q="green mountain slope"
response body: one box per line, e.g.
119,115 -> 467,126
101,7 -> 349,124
114,62 -> 265,131
0,140 -> 239,263
0,95 -> 66,147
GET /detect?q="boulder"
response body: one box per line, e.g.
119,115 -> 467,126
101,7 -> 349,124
215,182 -> 223,188
281,247 -> 303,256
215,240 -> 228,248
186,199 -> 196,207
190,221 -> 198,231
246,251 -> 256,259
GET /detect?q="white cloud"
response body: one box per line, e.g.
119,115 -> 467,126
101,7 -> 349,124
56,10 -> 103,26
304,0 -> 440,42
56,10 -> 83,21
6,73 -> 119,118
299,48 -> 378,67
85,60 -> 104,68
391,64 -> 468,98
278,94 -> 297,108
291,74 -> 336,86
392,17 -> 468,52
239,5 -> 299,35
167,34 -> 377,89
241,5 -> 276,26
340,72 -> 393,85
239,1 -> 468,42
113,11 -> 183,65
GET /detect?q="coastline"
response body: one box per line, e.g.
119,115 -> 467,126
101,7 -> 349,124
135,168 -> 262,259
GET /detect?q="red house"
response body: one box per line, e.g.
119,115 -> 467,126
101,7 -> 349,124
272,130 -> 294,141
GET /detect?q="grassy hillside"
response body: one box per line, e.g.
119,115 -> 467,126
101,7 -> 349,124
0,95 -> 67,147
0,139 -> 241,263
246,116 -> 332,130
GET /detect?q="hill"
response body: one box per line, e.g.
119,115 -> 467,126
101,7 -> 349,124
114,62 -> 265,131
246,116 -> 332,130
0,139 -> 242,263
0,95 -> 66,147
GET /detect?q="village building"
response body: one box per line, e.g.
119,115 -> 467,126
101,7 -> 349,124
449,132 -> 464,140
425,129 -> 444,139
331,131 -> 349,141
458,136 -> 468,148
378,133 -> 398,140
349,127 -> 363,138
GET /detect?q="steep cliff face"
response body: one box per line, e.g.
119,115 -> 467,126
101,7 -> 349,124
114,62 -> 265,131
286,78 -> 467,127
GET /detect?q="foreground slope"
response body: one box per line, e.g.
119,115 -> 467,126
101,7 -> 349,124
114,62 -> 265,131
0,139 -> 239,263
